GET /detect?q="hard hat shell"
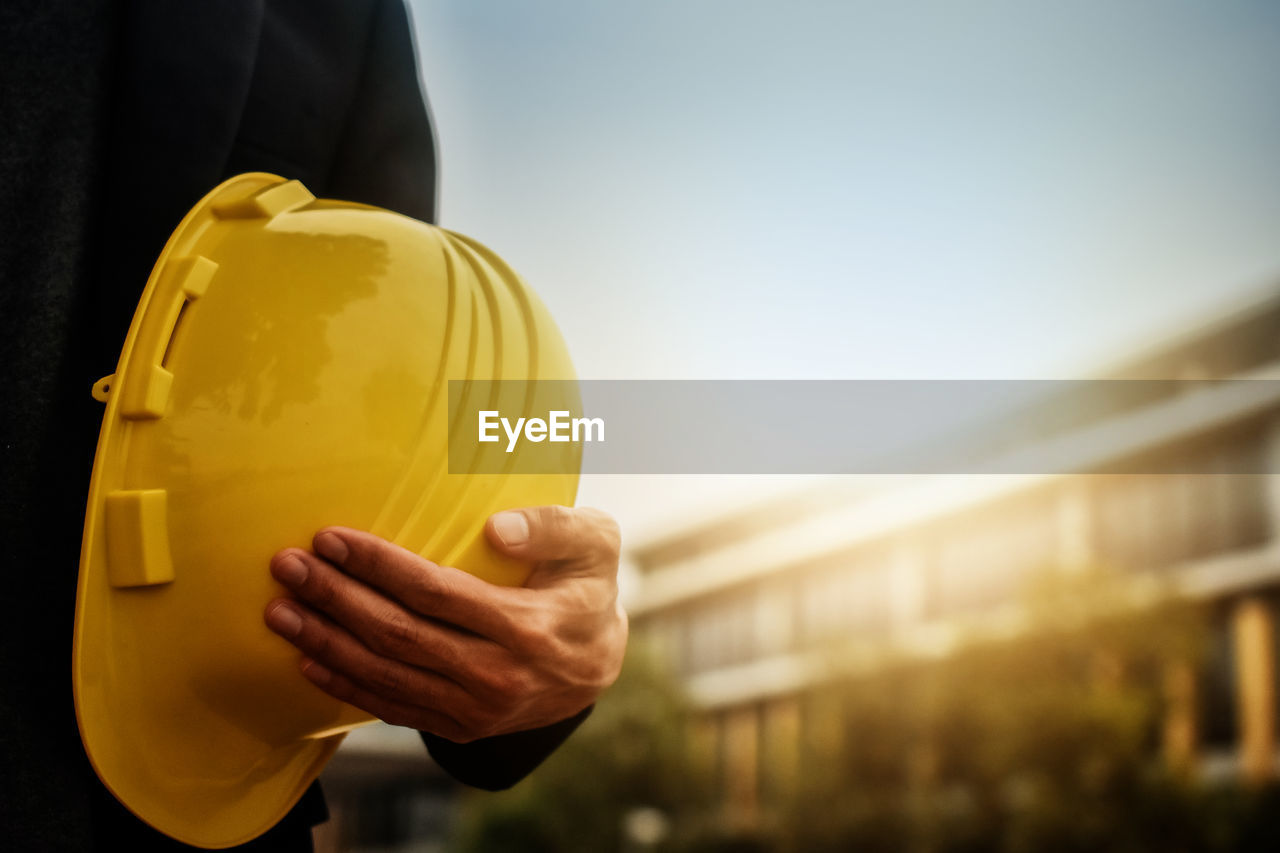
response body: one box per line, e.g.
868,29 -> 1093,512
72,173 -> 581,848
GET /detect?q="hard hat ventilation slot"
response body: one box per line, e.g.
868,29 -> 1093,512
119,256 -> 216,419
161,299 -> 192,368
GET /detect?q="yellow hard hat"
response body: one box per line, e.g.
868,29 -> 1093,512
72,173 -> 581,848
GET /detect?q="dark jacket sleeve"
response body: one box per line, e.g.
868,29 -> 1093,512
338,0 -> 591,791
419,705 -> 594,791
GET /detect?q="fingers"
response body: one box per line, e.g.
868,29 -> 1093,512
264,516 -> 629,743
296,657 -> 471,742
264,598 -> 535,743
269,548 -> 486,671
485,505 -> 621,568
309,528 -> 522,641
264,598 -> 471,708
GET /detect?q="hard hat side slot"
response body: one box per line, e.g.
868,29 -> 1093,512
161,299 -> 192,369
119,255 -> 217,419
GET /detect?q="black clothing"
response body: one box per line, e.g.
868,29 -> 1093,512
1,2 -> 123,850
1,1 -> 586,849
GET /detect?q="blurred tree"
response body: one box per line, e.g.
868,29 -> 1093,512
453,642 -> 714,853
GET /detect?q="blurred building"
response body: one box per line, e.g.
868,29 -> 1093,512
312,293 -> 1280,849
628,294 -> 1280,827
313,724 -> 457,853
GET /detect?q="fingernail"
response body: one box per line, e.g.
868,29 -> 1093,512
272,554 -> 308,587
266,602 -> 303,637
301,659 -> 332,686
315,531 -> 349,564
491,511 -> 529,547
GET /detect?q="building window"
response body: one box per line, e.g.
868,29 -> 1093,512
681,587 -> 760,675
1200,607 -> 1238,750
796,550 -> 891,647
1093,431 -> 1269,573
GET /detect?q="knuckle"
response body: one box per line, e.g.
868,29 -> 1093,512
485,594 -> 528,639
372,608 -> 420,657
412,566 -> 445,601
344,533 -> 413,583
431,639 -> 466,675
306,572 -> 338,610
423,571 -> 462,611
588,509 -> 622,558
526,626 -> 559,661
510,605 -> 556,650
483,668 -> 528,703
364,542 -> 398,581
472,668 -> 509,703
539,504 -> 575,538
510,626 -> 554,666
369,663 -> 405,696
306,624 -> 335,660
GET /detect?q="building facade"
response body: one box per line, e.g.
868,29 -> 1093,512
627,296 -> 1280,827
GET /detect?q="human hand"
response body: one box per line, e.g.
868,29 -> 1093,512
263,506 -> 627,743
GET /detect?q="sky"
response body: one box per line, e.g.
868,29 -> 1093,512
406,0 -> 1280,540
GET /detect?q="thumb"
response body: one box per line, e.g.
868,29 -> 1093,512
485,505 -> 621,567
